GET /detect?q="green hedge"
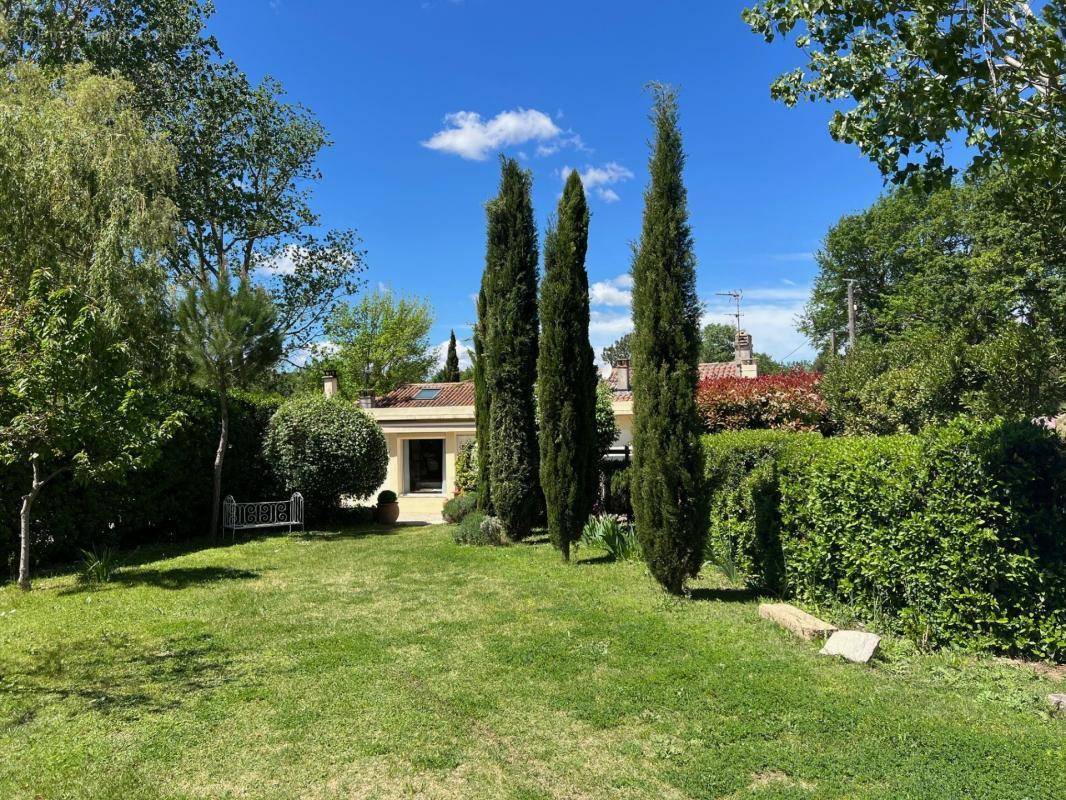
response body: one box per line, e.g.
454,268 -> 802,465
704,419 -> 1066,660
1,387 -> 281,578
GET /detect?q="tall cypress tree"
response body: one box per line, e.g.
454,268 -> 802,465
473,287 -> 493,512
481,158 -> 540,540
444,330 -> 461,381
538,171 -> 597,560
630,85 -> 707,594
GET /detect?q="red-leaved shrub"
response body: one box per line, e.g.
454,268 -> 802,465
696,372 -> 827,432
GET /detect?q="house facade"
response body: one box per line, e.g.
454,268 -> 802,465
347,329 -> 759,519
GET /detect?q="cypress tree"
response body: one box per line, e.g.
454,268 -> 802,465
482,158 -> 540,540
473,287 -> 493,512
444,330 -> 461,381
538,170 -> 597,560
630,85 -> 707,594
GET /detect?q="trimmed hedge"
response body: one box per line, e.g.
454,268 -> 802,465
1,387 -> 281,578
704,419 -> 1066,660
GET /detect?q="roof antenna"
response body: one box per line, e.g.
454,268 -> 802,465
716,291 -> 743,332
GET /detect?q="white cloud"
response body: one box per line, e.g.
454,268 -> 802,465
536,133 -> 588,157
422,109 -> 563,161
257,245 -> 304,276
561,161 -> 634,202
589,274 -> 633,308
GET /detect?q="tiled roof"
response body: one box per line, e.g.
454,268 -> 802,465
376,381 -> 475,408
698,361 -> 743,380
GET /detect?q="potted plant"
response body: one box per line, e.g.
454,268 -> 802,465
376,490 -> 400,524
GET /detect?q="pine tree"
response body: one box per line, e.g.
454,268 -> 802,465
480,158 -> 540,539
443,330 -> 461,382
538,170 -> 597,560
630,85 -> 707,594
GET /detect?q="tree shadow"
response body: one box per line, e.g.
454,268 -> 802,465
58,566 -> 260,595
0,631 -> 236,728
575,553 -> 615,566
688,587 -> 760,603
293,525 -> 403,542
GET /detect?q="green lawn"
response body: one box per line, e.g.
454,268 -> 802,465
1,525 -> 1064,799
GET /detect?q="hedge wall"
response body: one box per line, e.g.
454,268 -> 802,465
704,419 -> 1066,660
1,387 -> 282,578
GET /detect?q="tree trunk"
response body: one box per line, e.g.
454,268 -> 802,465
210,391 -> 229,537
18,456 -> 54,592
561,539 -> 570,563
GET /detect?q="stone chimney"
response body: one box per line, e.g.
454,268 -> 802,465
357,393 -> 374,409
613,358 -> 632,392
322,371 -> 338,399
734,331 -> 754,364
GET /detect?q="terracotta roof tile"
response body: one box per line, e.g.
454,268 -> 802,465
698,361 -> 743,380
376,381 -> 475,408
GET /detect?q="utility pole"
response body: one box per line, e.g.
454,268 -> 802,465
845,279 -> 857,349
716,291 -> 743,332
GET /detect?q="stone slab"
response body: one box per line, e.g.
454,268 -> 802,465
1049,694 -> 1066,716
758,603 -> 838,641
820,630 -> 881,664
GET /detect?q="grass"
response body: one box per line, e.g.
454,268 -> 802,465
1,524 -> 1064,799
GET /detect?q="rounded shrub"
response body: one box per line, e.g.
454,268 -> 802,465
264,395 -> 388,517
443,492 -> 477,524
377,490 -> 397,505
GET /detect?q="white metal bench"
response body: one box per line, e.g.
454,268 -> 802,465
222,493 -> 304,538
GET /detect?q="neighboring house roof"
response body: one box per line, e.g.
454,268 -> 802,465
375,381 -> 475,408
698,361 -> 745,380
605,361 -> 745,393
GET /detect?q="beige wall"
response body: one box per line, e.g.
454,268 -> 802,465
372,427 -> 475,517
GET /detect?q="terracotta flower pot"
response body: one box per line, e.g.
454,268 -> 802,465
376,501 -> 400,525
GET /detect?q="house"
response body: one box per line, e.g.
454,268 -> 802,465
343,329 -> 759,518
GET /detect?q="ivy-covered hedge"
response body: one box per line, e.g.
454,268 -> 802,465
1,387 -> 282,578
704,419 -> 1066,660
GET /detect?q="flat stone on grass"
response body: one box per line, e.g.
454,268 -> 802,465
820,630 -> 881,664
758,603 -> 837,641
1049,694 -> 1066,716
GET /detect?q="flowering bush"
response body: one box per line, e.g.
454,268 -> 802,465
696,371 -> 827,432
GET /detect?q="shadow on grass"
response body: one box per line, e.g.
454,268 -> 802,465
689,586 -> 760,603
59,566 -> 260,595
294,525 -> 405,542
0,631 -> 236,728
575,553 -> 615,566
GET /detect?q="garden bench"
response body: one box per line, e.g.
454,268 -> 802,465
222,493 -> 304,538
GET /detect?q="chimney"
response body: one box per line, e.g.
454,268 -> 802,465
322,371 -> 338,399
358,393 -> 374,409
614,358 -> 631,392
734,331 -> 754,364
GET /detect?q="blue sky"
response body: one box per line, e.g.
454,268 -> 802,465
209,0 -> 890,365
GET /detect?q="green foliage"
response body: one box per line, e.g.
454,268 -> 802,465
630,84 -> 707,594
376,490 -> 397,505
703,420 -> 1066,659
600,333 -> 632,367
441,330 -> 461,382
454,438 -> 478,495
479,158 -> 540,540
263,396 -> 388,517
804,179 -> 1065,427
580,513 -> 641,561
452,511 -> 505,546
538,170 -> 597,560
821,327 -> 1061,434
318,290 -> 436,398
473,289 -> 492,513
595,382 -> 620,460
742,1 -> 1066,184
601,463 -> 632,518
442,492 -> 477,524
700,323 -> 735,363
77,545 -> 120,585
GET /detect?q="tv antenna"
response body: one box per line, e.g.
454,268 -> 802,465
716,291 -> 743,332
